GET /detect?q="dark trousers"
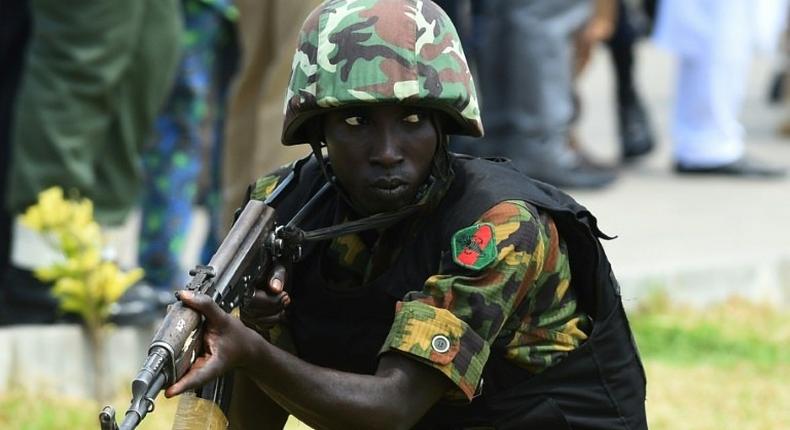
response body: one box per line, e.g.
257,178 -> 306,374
6,0 -> 182,225
0,0 -> 32,276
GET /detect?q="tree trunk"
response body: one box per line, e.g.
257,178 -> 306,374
85,323 -> 108,403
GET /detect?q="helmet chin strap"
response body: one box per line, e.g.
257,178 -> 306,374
308,139 -> 332,185
307,138 -> 360,212
429,114 -> 454,187
278,141 -> 425,249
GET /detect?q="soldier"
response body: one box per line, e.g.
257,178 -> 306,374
165,1 -> 647,428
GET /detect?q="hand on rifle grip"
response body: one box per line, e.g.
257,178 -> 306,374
240,263 -> 290,334
165,291 -> 254,398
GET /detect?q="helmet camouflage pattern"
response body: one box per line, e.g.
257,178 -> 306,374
282,0 -> 483,145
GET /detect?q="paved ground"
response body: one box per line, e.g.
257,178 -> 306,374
572,44 -> 790,308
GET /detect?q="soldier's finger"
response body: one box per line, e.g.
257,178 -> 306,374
176,290 -> 225,325
165,357 -> 221,397
279,291 -> 291,307
268,264 -> 287,294
245,289 -> 289,311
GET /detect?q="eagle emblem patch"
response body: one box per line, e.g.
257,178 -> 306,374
451,223 -> 497,270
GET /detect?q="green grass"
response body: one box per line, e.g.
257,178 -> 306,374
0,390 -> 178,430
629,295 -> 789,368
0,392 -> 92,430
1,294 -> 788,429
0,391 -> 308,429
630,295 -> 790,429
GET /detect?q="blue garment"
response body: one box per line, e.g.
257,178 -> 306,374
138,0 -> 238,290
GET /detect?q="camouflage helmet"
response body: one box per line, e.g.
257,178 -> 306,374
281,0 -> 483,145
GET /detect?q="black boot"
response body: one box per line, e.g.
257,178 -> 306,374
618,91 -> 655,161
524,160 -> 618,189
606,14 -> 655,162
505,137 -> 618,190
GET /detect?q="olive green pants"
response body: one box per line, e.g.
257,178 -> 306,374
6,0 -> 181,225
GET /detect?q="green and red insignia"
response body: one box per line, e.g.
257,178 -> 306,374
451,223 -> 497,270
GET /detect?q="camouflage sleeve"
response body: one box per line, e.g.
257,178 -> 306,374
379,200 -> 566,401
249,163 -> 293,202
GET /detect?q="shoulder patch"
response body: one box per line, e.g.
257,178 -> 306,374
451,223 -> 497,270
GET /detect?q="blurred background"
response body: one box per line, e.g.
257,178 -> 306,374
0,0 -> 788,428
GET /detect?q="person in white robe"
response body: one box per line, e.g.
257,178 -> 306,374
653,0 -> 788,176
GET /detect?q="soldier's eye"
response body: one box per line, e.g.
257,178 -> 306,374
403,113 -> 423,123
344,116 -> 366,126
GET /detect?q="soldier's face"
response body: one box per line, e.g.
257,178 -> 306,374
323,105 -> 438,215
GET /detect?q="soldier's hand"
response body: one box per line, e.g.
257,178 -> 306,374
240,263 -> 290,334
165,290 -> 260,397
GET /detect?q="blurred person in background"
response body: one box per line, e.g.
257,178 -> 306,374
220,0 -> 321,230
773,13 -> 790,137
0,1 -> 31,293
654,0 -> 788,177
573,0 -> 656,162
129,0 -> 239,325
455,0 -> 618,189
606,0 -> 656,161
0,0 -> 182,325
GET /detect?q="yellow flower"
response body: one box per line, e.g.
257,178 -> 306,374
20,186 -> 76,232
21,206 -> 44,231
70,198 -> 94,228
52,277 -> 88,314
83,263 -> 142,318
37,187 -> 71,229
60,222 -> 101,258
73,248 -> 101,272
33,265 -> 68,283
22,185 -> 144,327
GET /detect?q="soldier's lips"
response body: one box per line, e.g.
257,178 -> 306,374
370,177 -> 408,190
368,178 -> 410,199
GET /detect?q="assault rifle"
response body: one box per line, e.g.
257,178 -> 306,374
99,199 -> 298,430
99,175 -> 415,429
